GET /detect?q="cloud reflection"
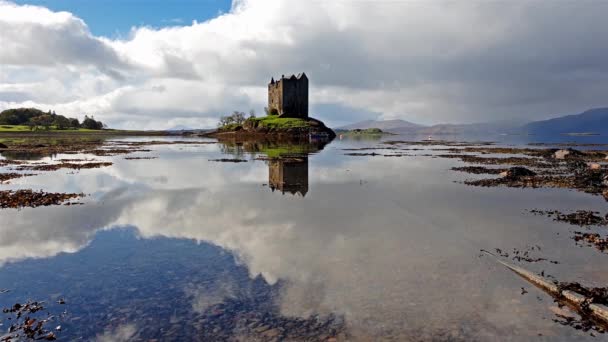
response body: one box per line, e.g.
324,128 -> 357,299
0,142 -> 605,339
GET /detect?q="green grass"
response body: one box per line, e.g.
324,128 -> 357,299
0,125 -> 33,132
218,116 -> 311,131
250,116 -> 310,129
261,144 -> 311,158
0,125 -> 103,132
218,123 -> 242,131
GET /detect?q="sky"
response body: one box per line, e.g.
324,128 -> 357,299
1,0 -> 608,129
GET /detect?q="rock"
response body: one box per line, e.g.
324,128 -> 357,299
254,325 -> 270,333
264,328 -> 280,338
503,166 -> 537,180
0,143 -> 7,149
554,149 -> 570,159
589,163 -> 602,170
554,148 -> 584,160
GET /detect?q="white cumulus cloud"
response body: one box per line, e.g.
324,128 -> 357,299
1,0 -> 608,129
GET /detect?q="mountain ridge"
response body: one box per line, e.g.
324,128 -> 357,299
336,107 -> 608,135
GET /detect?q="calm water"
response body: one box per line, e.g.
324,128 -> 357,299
1,135 -> 607,341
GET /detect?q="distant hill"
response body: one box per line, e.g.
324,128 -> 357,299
339,118 -> 521,135
167,125 -> 195,131
337,107 -> 608,136
392,121 -> 523,135
522,108 -> 608,135
337,119 -> 424,131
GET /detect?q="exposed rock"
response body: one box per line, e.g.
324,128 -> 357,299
589,163 -> 602,170
501,167 -> 537,180
554,148 -> 584,160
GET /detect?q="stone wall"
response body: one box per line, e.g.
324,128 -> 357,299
268,74 -> 308,118
268,81 -> 282,115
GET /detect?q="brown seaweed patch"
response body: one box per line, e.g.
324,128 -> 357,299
439,154 -> 554,168
383,140 -> 494,146
573,232 -> 608,252
344,152 -> 381,156
111,140 -> 215,146
90,149 -> 151,156
490,246 -> 559,264
0,173 -> 35,183
124,156 -> 158,160
529,209 -> 608,227
16,162 -> 113,171
0,190 -> 84,209
208,158 -> 248,163
0,160 -> 26,167
341,147 -> 398,151
451,166 -> 507,175
1,299 -> 66,341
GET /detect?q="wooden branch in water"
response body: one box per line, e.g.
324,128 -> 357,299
481,250 -> 608,323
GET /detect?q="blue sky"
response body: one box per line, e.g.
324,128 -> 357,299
13,0 -> 232,37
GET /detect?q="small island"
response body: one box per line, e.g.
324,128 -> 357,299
205,73 -> 335,140
337,128 -> 394,136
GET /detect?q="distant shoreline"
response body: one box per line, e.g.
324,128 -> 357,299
0,129 -> 173,137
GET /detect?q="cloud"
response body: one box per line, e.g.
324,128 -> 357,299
93,324 -> 138,342
1,0 -> 608,128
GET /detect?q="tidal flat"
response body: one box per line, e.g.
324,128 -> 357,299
1,134 -> 608,340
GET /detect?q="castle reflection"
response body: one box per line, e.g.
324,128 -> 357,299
215,138 -> 333,197
268,156 -> 308,196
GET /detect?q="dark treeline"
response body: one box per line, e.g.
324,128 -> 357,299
0,108 -> 105,130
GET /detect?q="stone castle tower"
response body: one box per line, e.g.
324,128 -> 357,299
268,73 -> 308,118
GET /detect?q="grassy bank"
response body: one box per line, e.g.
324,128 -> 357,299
219,116 -> 312,131
249,116 -> 310,129
0,125 -> 102,133
0,125 -> 169,136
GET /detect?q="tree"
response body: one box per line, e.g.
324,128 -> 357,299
249,109 -> 256,119
82,115 -> 104,130
69,118 -> 80,128
218,115 -> 234,127
53,116 -> 70,130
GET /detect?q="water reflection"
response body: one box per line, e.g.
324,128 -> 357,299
0,150 -> 48,160
1,137 -> 608,340
268,157 -> 308,196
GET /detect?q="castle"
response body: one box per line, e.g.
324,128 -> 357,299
268,73 -> 308,118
